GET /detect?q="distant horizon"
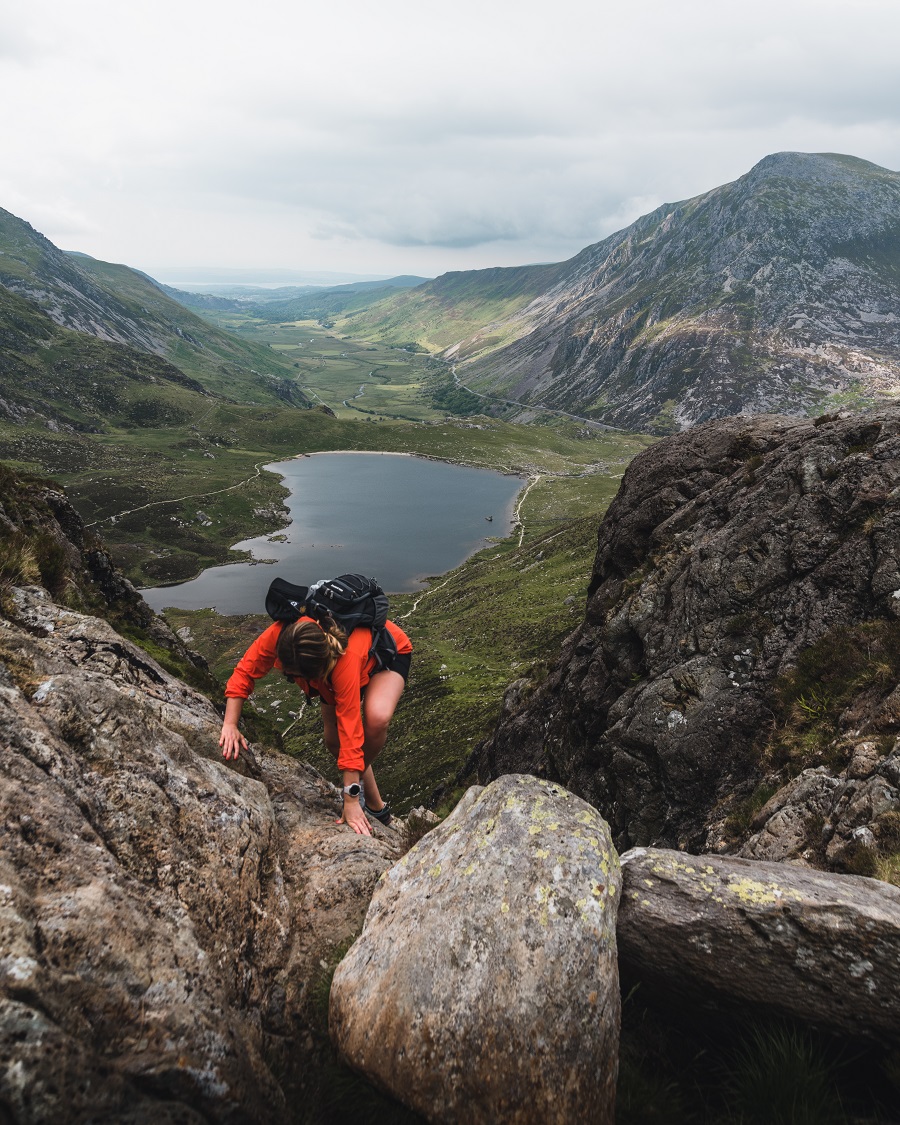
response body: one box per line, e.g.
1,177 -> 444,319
145,266 -> 405,286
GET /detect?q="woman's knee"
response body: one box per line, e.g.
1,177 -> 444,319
363,707 -> 392,741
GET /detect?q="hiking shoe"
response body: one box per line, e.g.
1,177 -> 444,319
367,802 -> 393,826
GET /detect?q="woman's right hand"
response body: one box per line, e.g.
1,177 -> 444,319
338,797 -> 372,836
219,722 -> 248,761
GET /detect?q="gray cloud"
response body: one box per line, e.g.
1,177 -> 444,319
0,0 -> 898,274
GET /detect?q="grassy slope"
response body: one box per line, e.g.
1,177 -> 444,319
0,285 -> 214,428
68,255 -> 303,401
246,277 -> 432,325
0,206 -> 301,405
333,262 -> 566,353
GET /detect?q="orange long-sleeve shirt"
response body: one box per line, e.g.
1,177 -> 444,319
225,617 -> 412,773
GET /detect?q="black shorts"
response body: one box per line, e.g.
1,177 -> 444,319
376,651 -> 411,683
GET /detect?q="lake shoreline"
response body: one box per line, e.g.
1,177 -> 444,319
140,452 -> 525,614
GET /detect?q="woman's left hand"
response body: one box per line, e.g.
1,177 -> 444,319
337,798 -> 372,836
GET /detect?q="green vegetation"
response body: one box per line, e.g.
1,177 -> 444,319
747,618 -> 900,885
767,619 -> 900,775
332,262 -> 566,355
0,207 -> 301,405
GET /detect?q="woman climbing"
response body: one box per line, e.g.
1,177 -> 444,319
219,612 -> 412,836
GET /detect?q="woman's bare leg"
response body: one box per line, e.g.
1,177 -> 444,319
361,670 -> 405,811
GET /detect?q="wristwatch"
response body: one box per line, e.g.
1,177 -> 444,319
342,783 -> 362,799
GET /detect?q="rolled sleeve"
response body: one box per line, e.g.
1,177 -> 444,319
224,622 -> 283,698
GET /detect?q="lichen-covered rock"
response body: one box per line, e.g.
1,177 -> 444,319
468,409 -> 900,862
618,847 -> 900,1042
0,585 -> 400,1123
330,774 -> 621,1125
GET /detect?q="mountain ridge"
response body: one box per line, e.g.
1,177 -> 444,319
0,209 -> 307,405
338,152 -> 900,431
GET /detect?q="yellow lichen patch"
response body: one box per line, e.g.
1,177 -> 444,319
576,810 -> 595,826
534,848 -> 550,859
725,877 -> 804,906
534,885 -> 552,926
529,800 -> 561,832
463,862 -> 478,876
651,858 -> 697,877
429,864 -> 442,878
500,902 -> 510,914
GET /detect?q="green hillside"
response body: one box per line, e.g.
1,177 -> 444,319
0,207 -> 306,406
0,285 -> 213,432
244,277 -> 432,326
69,253 -> 308,403
332,262 -> 566,353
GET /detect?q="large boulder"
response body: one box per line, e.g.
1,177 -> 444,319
0,585 -> 400,1123
330,774 -> 622,1125
617,847 -> 900,1042
467,409 -> 900,859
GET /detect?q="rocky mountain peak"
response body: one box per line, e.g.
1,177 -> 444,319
441,152 -> 900,432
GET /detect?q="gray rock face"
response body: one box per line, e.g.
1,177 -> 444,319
330,775 -> 622,1125
469,409 -> 900,860
453,152 -> 900,432
618,848 -> 900,1042
741,736 -> 900,868
0,585 -> 400,1123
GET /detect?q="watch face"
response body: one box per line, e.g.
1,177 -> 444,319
345,784 -> 361,797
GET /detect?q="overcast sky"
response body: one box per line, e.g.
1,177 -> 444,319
2,0 -> 899,281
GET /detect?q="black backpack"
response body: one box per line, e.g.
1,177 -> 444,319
265,573 -> 398,671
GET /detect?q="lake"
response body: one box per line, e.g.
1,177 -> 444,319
140,452 -> 524,615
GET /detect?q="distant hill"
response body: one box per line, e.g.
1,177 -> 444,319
0,210 -> 307,406
337,153 -> 900,432
337,263 -> 568,353
157,275 -> 430,321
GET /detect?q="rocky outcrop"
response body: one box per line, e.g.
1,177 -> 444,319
330,775 -> 622,1125
742,736 -> 900,871
450,153 -> 900,431
467,408 -> 900,869
0,584 -> 400,1122
618,848 -> 900,1043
